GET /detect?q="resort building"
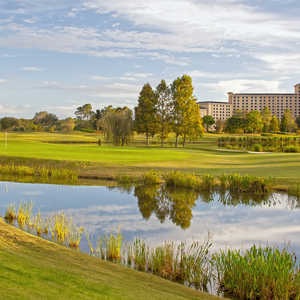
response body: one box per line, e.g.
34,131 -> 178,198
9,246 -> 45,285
199,101 -> 233,121
199,83 -> 300,121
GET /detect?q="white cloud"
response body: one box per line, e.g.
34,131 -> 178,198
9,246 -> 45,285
21,66 -> 44,72
204,79 -> 287,95
0,79 -> 7,84
23,18 -> 36,24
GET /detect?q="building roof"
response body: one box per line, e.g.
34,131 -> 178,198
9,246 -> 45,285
198,101 -> 230,104
229,93 -> 295,96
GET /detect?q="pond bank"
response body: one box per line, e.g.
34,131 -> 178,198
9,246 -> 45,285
0,217 -> 223,300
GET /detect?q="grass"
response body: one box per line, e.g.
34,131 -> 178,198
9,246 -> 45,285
0,218 -> 222,300
1,132 -> 300,188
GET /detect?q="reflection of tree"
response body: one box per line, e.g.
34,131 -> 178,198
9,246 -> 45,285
134,185 -> 198,230
134,185 -> 159,220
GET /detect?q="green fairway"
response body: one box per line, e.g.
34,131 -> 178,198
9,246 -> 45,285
0,132 -> 300,184
0,218 -> 222,300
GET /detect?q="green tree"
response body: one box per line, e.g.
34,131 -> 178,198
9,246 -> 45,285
245,111 -> 263,133
171,75 -> 202,147
155,80 -> 172,147
202,115 -> 215,132
269,115 -> 280,132
262,107 -> 272,132
215,119 -> 225,133
134,84 -> 158,146
101,107 -> 133,146
75,104 -> 93,120
0,117 -> 19,130
280,110 -> 296,132
296,116 -> 300,129
33,111 -> 58,129
59,118 -> 75,132
225,115 -> 247,133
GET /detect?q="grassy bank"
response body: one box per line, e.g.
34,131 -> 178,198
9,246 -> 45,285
0,218 -> 222,300
1,132 -> 300,188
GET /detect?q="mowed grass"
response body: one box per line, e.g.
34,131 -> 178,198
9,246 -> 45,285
1,132 -> 300,182
0,218 -> 222,300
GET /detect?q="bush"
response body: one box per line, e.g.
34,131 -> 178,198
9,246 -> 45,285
284,146 -> 299,153
225,144 -> 233,150
261,133 -> 273,137
252,144 -> 263,152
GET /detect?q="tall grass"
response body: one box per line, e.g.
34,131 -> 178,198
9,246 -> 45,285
213,245 -> 300,299
4,202 -> 82,248
141,170 -> 162,185
164,171 -> 272,195
0,163 -> 78,182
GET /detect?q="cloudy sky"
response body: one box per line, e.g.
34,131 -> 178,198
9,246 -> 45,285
0,0 -> 300,118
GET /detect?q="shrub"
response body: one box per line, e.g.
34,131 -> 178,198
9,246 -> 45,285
252,144 -> 263,152
284,146 -> 299,153
225,144 -> 233,150
142,170 -> 161,185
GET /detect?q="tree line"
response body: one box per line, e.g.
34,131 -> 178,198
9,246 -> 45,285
0,75 -> 203,147
205,108 -> 300,134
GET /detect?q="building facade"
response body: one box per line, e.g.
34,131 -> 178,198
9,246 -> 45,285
199,101 -> 233,121
199,83 -> 300,121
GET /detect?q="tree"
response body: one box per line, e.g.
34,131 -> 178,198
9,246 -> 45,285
75,104 -> 93,120
0,117 -> 19,130
269,115 -> 280,132
225,115 -> 247,133
262,107 -> 272,132
101,107 -> 133,146
296,116 -> 300,129
33,111 -> 58,128
171,75 -> 202,147
134,83 -> 158,146
280,110 -> 296,132
155,80 -> 172,147
59,118 -> 75,132
202,115 -> 215,132
245,111 -> 263,133
215,119 -> 225,133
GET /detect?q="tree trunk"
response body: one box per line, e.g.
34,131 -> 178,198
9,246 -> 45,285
146,132 -> 149,146
161,128 -> 164,147
182,133 -> 186,148
175,134 -> 179,148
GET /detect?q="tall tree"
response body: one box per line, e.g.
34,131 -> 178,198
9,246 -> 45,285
261,107 -> 272,132
134,84 -> 158,145
269,115 -> 280,132
202,115 -> 215,132
75,104 -> 93,120
155,80 -> 172,147
225,115 -> 247,133
171,75 -> 201,147
33,111 -> 58,129
101,107 -> 133,146
296,116 -> 300,129
280,110 -> 296,132
245,111 -> 263,133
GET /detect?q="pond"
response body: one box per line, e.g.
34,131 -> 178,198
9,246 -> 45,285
1,180 -> 300,256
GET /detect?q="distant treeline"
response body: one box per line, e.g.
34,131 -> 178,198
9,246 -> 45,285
0,75 -> 204,147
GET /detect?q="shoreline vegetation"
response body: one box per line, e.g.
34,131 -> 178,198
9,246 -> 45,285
1,132 -> 300,190
0,217 -> 222,300
3,202 -> 300,300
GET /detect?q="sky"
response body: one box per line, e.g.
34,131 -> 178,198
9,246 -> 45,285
0,0 -> 300,118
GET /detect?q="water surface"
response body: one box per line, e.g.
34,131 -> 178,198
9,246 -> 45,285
1,181 -> 300,255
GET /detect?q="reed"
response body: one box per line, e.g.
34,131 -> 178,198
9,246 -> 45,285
0,163 -> 78,182
4,203 -> 17,223
213,245 -> 300,299
96,230 -> 123,262
17,201 -> 33,227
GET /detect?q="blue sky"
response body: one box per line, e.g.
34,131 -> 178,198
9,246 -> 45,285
0,0 -> 300,118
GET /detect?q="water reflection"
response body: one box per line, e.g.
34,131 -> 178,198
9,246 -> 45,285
1,181 -> 300,256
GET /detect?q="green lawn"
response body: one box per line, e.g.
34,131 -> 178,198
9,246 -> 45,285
0,132 -> 300,185
0,218 -> 222,300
